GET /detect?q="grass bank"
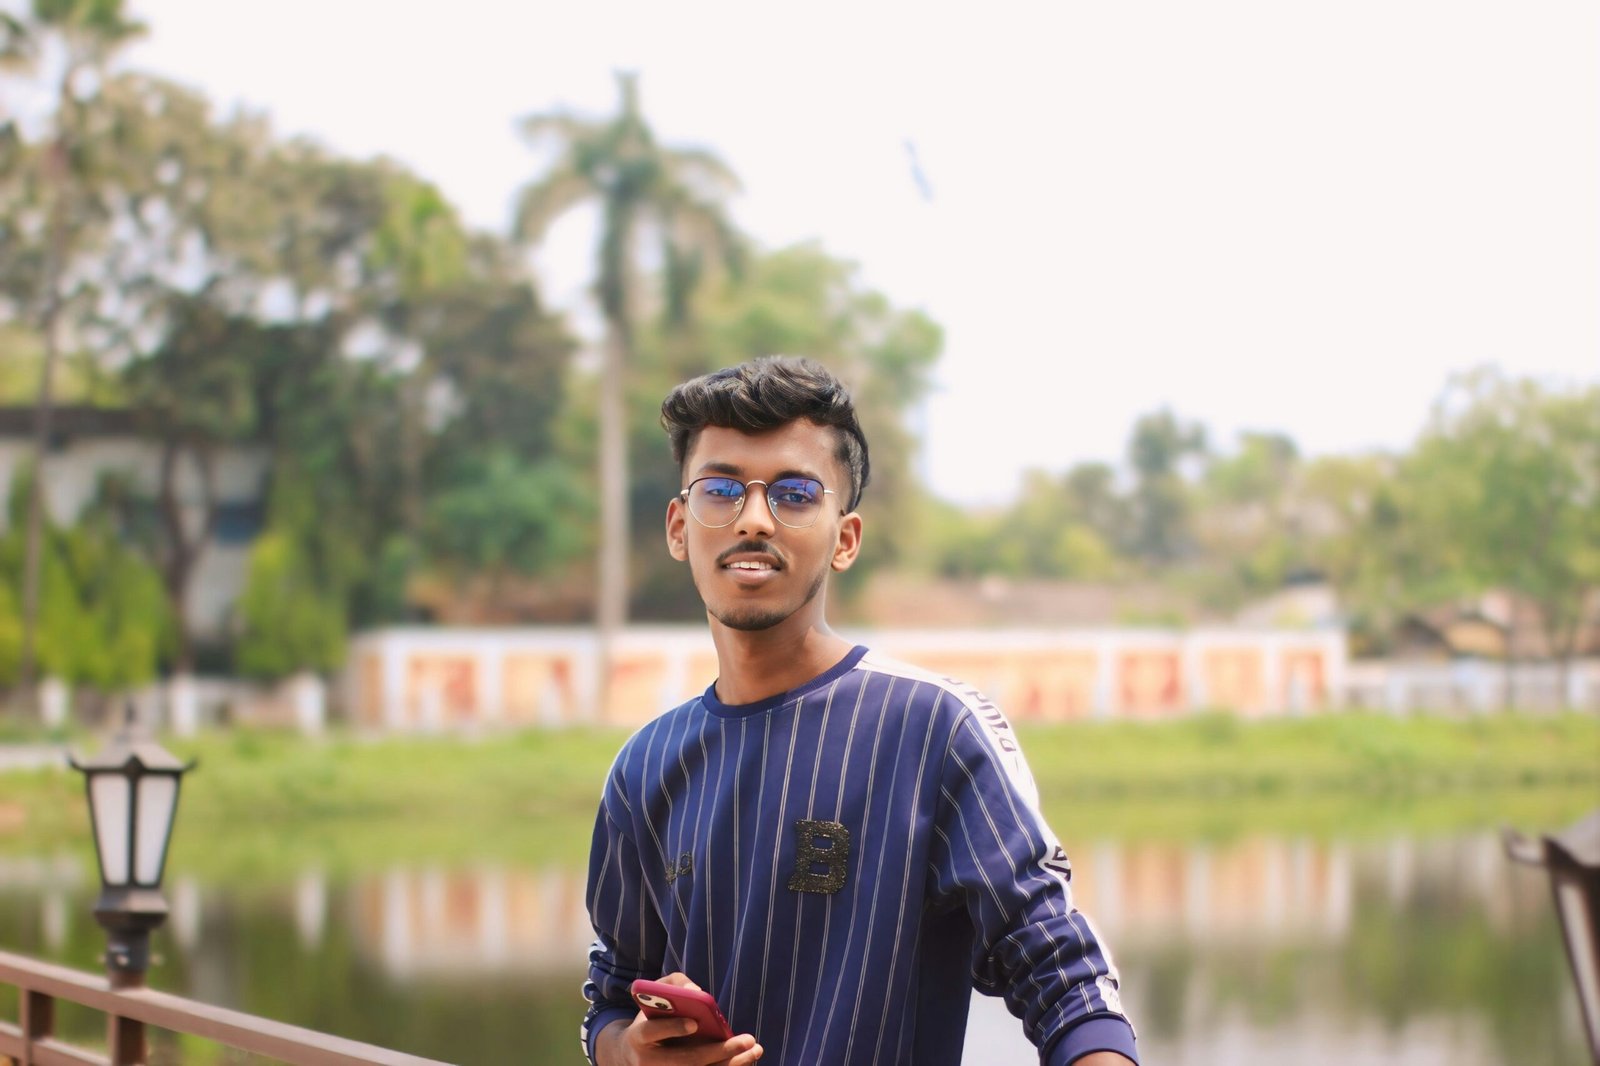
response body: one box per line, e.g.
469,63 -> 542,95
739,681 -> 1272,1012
3,712 -> 1595,875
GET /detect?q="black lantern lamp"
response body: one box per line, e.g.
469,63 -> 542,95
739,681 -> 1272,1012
1504,809 -> 1600,1063
69,706 -> 196,989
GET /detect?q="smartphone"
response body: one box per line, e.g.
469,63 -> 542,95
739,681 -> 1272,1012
630,978 -> 735,1042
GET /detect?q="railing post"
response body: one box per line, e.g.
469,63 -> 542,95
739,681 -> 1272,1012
21,987 -> 53,1065
108,1011 -> 145,1066
107,970 -> 146,1066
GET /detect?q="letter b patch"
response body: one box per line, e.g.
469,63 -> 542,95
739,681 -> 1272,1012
788,819 -> 850,894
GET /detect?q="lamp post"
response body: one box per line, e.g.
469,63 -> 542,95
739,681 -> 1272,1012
1504,810 -> 1600,1063
69,705 -> 195,1063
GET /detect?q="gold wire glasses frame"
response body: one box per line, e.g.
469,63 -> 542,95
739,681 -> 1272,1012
677,476 -> 842,529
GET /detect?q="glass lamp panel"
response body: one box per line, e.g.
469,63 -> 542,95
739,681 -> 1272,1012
89,774 -> 131,885
134,774 -> 178,885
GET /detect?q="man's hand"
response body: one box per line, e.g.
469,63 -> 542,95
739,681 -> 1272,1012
595,973 -> 763,1066
1072,1054 -> 1136,1065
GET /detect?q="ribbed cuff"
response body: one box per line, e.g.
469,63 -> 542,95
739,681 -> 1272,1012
583,1006 -> 636,1065
1043,1015 -> 1139,1065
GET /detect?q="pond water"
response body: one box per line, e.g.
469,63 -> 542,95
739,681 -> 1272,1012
1,820 -> 1590,1064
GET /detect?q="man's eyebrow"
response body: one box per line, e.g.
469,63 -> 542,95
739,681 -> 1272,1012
693,462 -> 825,483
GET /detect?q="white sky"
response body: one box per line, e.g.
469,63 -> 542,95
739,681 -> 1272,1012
93,1 -> 1600,503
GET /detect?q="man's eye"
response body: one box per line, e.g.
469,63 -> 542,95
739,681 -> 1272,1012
773,482 -> 820,505
702,481 -> 742,498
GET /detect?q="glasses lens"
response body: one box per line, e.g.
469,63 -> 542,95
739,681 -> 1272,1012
768,478 -> 825,527
687,477 -> 745,527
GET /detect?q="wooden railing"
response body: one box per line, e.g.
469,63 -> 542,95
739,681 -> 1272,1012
0,949 -> 452,1066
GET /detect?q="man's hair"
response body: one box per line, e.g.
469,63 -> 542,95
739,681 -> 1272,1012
661,356 -> 871,510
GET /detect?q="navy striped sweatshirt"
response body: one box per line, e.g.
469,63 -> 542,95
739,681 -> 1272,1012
582,646 -> 1137,1065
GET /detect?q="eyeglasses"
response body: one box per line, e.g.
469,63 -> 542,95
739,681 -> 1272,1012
678,476 -> 841,529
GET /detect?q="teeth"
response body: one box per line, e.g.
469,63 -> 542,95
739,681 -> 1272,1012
726,561 -> 774,570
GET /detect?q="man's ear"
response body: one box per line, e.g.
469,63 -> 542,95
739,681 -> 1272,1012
666,496 -> 689,562
831,511 -> 863,572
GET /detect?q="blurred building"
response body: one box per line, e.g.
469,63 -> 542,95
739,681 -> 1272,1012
0,405 -> 269,643
342,624 -> 1348,729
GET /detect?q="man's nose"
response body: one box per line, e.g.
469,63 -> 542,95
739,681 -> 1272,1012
736,487 -> 777,537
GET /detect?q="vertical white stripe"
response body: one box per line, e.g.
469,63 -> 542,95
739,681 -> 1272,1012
872,689 -> 944,1065
728,712 -> 770,1004
843,682 -> 925,1063
703,717 -> 728,991
778,676 -> 846,1063
796,674 -> 876,1057
755,707 -> 803,1037
639,715 -> 692,929
728,717 -> 746,997
814,675 -> 896,1054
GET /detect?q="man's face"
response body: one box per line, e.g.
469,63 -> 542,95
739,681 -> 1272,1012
666,420 -> 863,634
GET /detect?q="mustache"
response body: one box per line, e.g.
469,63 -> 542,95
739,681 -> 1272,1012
715,541 -> 785,569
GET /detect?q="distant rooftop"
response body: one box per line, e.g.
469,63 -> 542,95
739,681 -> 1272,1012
0,405 -> 139,439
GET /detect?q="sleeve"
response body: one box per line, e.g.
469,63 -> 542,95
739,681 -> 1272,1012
580,770 -> 668,1065
927,710 -> 1138,1065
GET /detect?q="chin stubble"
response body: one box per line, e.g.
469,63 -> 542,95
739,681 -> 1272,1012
709,567 -> 827,632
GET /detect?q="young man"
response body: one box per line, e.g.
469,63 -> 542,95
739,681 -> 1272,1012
582,357 -> 1137,1066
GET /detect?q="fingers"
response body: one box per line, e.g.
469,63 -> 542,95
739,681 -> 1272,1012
657,971 -> 703,992
635,1033 -> 760,1066
634,1016 -> 702,1045
723,1039 -> 765,1065
700,1036 -> 761,1066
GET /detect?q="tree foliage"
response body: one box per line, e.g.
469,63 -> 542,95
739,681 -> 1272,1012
0,467 -> 171,689
1,2 -> 1594,702
1397,371 -> 1600,668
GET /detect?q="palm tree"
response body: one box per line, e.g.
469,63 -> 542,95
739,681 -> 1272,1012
513,72 -> 742,717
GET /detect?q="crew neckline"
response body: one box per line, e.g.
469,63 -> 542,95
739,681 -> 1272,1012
700,645 -> 869,719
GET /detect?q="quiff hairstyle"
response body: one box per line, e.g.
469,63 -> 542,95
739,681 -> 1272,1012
661,356 -> 871,511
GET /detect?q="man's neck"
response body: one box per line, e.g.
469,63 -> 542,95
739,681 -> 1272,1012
708,620 -> 856,707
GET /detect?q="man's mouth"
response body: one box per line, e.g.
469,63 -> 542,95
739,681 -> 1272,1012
717,545 -> 784,573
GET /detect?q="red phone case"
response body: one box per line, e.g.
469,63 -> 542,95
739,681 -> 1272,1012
630,979 -> 735,1041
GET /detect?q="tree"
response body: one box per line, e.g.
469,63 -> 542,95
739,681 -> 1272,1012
512,72 -> 742,694
119,295 -> 260,672
1402,370 -> 1600,702
0,468 -> 171,701
422,450 -> 592,617
1126,409 -> 1207,563
0,0 -> 145,715
1061,462 -> 1128,550
233,475 -> 346,681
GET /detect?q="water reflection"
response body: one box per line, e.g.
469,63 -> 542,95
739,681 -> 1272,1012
1,831 -> 1585,1064
352,867 -> 590,979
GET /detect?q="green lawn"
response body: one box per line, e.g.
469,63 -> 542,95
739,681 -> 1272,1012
3,712 -> 1595,877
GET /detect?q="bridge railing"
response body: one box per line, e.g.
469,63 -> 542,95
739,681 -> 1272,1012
0,949 -> 452,1066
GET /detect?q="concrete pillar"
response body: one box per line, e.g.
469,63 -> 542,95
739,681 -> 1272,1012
39,677 -> 69,729
1092,634 -> 1118,720
481,641 -> 504,727
1262,636 -> 1284,715
168,673 -> 199,737
384,636 -> 409,732
289,672 -> 326,736
1384,671 -> 1410,717
1566,663 -> 1587,711
1183,635 -> 1208,713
